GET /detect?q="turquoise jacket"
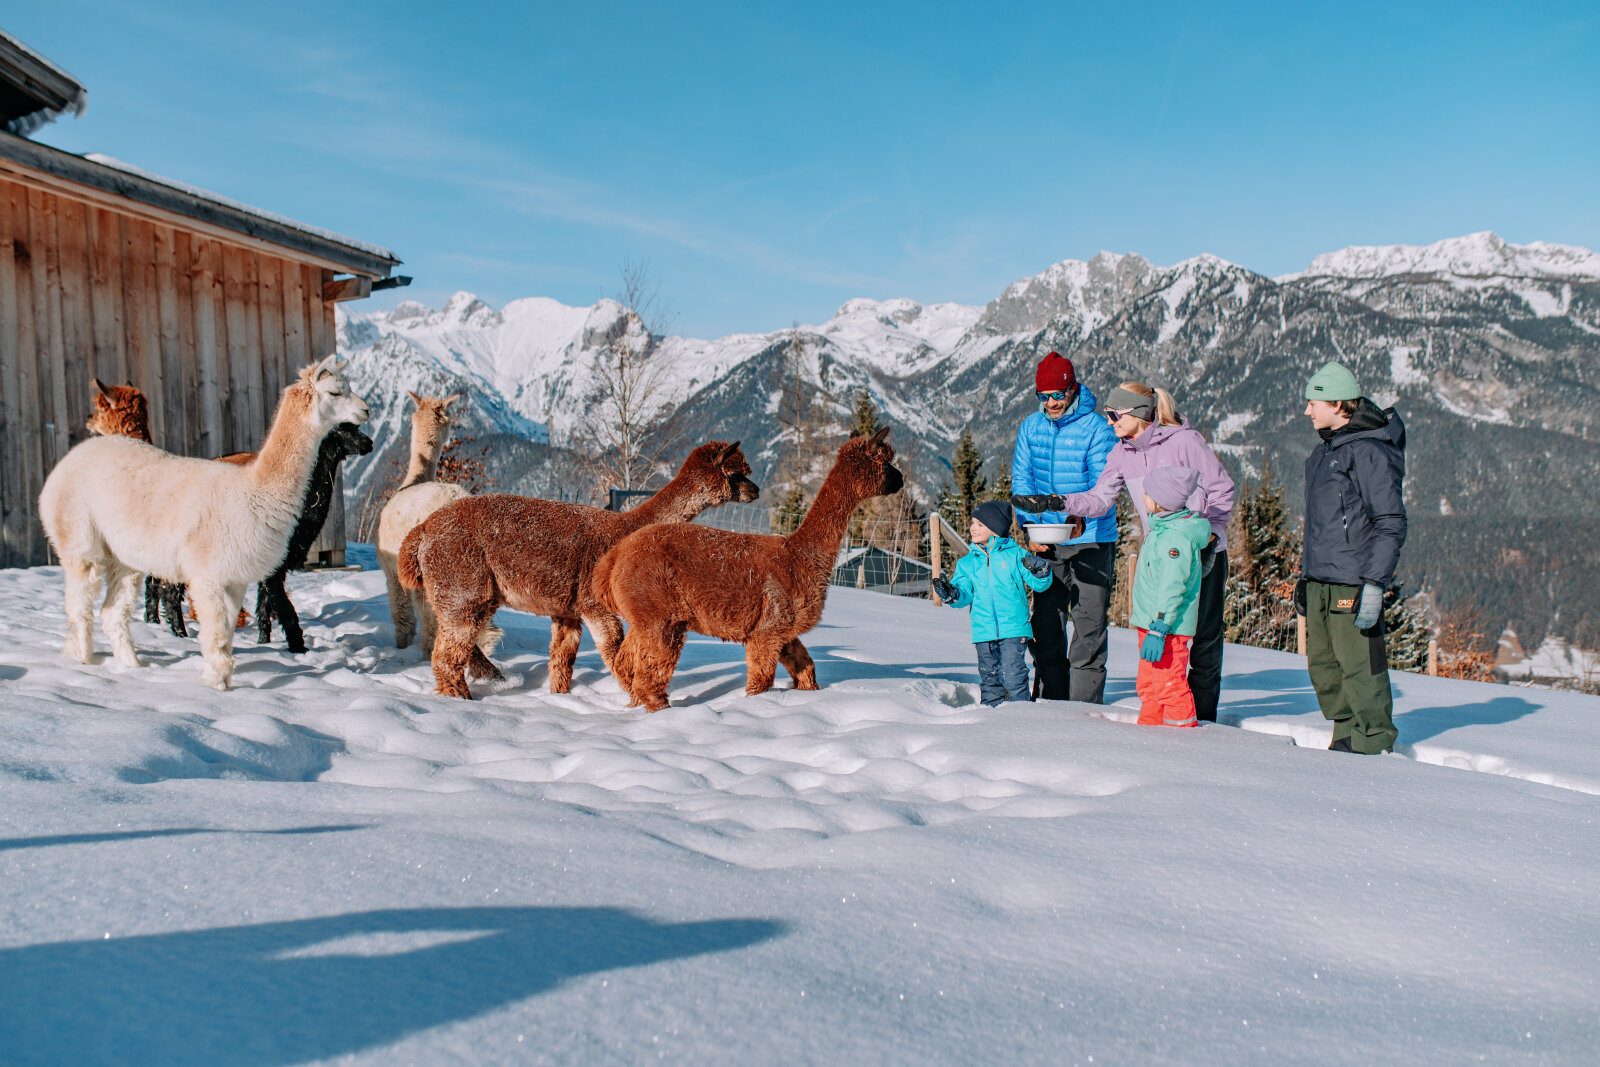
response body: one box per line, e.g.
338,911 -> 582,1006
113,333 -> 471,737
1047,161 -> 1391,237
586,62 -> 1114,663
1129,509 -> 1213,636
947,535 -> 1054,642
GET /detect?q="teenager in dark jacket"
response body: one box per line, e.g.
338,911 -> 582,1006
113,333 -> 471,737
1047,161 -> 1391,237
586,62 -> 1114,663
1296,361 -> 1407,754
1011,351 -> 1118,703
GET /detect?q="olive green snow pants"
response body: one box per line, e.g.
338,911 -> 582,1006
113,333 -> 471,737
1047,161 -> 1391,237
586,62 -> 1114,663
1305,581 -> 1398,754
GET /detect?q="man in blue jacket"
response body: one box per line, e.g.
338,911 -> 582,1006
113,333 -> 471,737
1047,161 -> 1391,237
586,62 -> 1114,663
1296,361 -> 1408,754
1012,352 -> 1119,703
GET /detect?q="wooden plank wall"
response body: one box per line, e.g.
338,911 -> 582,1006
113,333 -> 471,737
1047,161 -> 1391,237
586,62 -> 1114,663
0,176 -> 349,568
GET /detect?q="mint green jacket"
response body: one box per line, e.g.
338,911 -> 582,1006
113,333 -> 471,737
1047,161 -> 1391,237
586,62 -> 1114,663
1129,509 -> 1213,636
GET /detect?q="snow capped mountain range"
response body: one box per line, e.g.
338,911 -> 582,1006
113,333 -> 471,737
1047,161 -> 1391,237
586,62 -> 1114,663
1282,231 -> 1600,282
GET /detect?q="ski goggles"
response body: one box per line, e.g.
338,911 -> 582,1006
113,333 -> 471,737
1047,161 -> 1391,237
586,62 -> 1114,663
1036,390 -> 1071,402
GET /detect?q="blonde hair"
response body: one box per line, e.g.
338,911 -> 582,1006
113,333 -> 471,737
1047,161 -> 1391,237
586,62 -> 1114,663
1116,381 -> 1181,427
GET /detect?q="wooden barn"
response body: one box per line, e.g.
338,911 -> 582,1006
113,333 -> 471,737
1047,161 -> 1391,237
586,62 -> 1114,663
0,32 -> 401,568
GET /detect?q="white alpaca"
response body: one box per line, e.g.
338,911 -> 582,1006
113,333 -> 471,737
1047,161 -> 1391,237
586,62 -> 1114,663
377,391 -> 468,652
38,356 -> 370,690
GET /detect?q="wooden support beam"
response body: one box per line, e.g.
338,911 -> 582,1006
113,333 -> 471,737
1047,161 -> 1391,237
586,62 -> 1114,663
322,274 -> 372,303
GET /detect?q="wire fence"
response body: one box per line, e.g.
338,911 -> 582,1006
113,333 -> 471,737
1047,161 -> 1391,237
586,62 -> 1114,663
691,503 -> 960,597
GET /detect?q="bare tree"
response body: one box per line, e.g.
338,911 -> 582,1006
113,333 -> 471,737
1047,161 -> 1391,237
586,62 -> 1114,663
573,262 -> 680,496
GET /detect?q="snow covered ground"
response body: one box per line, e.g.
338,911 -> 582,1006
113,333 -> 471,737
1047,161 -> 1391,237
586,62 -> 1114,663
2,549 -> 1596,1065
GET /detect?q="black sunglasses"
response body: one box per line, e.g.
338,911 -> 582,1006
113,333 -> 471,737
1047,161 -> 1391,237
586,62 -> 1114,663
1036,390 -> 1071,402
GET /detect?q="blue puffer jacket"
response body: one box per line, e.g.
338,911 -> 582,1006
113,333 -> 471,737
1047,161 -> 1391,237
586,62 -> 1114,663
1012,383 -> 1119,545
948,536 -> 1054,642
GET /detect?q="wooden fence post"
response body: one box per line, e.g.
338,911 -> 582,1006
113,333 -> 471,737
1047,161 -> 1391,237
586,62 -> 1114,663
1297,615 -> 1308,657
929,513 -> 942,603
1427,638 -> 1439,676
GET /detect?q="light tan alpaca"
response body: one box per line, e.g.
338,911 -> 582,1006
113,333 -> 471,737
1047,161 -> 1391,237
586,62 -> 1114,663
38,356 -> 370,690
377,392 -> 467,651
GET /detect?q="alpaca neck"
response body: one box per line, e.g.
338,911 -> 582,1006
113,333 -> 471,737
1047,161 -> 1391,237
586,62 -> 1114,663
248,392 -> 324,516
401,422 -> 446,487
624,467 -> 719,528
787,466 -> 871,574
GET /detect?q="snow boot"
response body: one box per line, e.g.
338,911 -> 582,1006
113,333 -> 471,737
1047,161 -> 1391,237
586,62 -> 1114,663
1328,736 -> 1354,753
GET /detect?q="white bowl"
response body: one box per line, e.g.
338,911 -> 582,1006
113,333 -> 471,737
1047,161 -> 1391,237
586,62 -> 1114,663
1023,522 -> 1078,545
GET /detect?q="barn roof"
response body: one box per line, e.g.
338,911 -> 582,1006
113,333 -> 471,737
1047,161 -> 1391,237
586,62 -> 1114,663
0,30 -> 87,137
0,131 -> 401,278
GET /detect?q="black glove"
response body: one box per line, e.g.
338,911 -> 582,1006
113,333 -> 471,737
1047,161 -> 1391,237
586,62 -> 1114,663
1021,554 -> 1052,579
1011,493 -> 1065,514
1293,578 -> 1307,617
932,577 -> 959,603
1200,545 -> 1217,577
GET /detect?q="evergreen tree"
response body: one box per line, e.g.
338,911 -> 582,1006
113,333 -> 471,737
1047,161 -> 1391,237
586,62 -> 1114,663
770,484 -> 808,536
936,426 -> 988,532
1223,465 -> 1302,651
850,387 -> 884,438
989,458 -> 1012,502
1383,581 -> 1432,671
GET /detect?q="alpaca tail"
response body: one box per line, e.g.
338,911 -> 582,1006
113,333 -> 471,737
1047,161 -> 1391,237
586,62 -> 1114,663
591,548 -> 620,616
397,524 -> 427,591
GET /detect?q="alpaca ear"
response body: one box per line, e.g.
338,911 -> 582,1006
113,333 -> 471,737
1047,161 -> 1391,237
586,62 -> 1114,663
720,440 -> 741,461
443,393 -> 462,410
870,426 -> 891,446
93,378 -> 111,397
406,390 -> 422,406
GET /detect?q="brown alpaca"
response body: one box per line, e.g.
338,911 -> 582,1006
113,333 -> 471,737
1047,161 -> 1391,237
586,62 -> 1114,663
397,440 -> 760,698
593,428 -> 902,711
86,379 -> 152,442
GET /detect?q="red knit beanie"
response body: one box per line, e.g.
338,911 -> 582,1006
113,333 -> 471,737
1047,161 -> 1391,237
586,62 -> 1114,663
1035,351 -> 1076,393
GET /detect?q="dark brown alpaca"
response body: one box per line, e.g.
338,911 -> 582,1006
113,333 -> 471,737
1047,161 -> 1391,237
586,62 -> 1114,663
397,441 -> 759,698
592,428 -> 902,711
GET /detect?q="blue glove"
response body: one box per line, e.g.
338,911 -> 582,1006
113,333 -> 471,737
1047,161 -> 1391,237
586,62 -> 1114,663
1021,554 -> 1052,579
1140,620 -> 1171,663
1354,582 -> 1384,630
932,577 -> 959,604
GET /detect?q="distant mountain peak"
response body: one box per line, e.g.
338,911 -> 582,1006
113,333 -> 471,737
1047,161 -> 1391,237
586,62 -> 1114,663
1282,231 -> 1600,281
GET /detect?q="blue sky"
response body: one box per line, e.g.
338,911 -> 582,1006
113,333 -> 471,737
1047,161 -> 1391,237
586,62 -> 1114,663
9,2 -> 1599,337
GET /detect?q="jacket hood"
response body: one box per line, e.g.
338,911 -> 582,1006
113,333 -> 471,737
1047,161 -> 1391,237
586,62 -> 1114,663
1042,383 -> 1101,424
1126,417 -> 1189,452
1326,399 -> 1405,452
1150,508 -> 1212,549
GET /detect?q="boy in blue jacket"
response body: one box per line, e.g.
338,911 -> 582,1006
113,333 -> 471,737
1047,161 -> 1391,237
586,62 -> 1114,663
932,501 -> 1055,706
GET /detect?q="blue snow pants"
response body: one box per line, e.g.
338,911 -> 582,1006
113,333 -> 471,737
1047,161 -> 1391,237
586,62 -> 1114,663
976,637 -> 1032,706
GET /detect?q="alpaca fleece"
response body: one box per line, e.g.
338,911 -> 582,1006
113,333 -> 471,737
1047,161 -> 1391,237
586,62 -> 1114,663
39,356 -> 370,690
398,441 -> 759,698
593,428 -> 902,711
378,392 -> 468,653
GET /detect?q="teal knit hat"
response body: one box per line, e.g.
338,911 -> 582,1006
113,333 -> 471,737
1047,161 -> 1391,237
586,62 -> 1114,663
1304,361 -> 1360,401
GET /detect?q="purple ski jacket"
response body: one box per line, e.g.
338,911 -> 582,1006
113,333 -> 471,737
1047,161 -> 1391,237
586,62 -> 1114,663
1056,419 -> 1236,551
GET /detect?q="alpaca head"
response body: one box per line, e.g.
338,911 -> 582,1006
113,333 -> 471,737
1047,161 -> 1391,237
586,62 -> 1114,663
326,422 -> 375,461
681,440 -> 761,505
406,391 -> 462,434
295,356 -> 370,433
86,379 -> 150,441
837,427 -> 903,498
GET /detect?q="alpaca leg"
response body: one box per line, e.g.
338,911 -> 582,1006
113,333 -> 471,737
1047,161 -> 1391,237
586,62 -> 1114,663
584,613 -> 625,674
633,621 -> 688,712
256,581 -> 275,644
192,581 -> 240,691
161,581 -> 189,638
270,578 -> 307,654
100,561 -> 145,668
548,617 -> 583,693
416,595 -> 438,655
430,607 -> 487,699
744,636 -> 785,696
144,576 -> 162,624
60,558 -> 99,662
466,618 -> 504,683
386,563 -> 416,648
778,637 -> 818,690
611,631 -> 641,706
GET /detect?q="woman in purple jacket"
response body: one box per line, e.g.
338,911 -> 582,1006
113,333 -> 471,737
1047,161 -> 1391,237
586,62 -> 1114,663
1013,381 -> 1235,721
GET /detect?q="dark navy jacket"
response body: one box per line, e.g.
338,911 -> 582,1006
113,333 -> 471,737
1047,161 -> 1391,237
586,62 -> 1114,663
1302,401 -> 1407,588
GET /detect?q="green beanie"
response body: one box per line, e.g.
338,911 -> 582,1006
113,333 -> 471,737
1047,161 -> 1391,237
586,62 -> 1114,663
1304,361 -> 1360,401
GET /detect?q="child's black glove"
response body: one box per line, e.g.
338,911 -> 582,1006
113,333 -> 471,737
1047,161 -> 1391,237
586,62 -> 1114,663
1011,493 -> 1065,514
932,577 -> 959,603
1021,554 -> 1052,579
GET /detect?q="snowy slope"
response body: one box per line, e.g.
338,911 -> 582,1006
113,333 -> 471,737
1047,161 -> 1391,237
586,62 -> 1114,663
1,556 -> 1596,1065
